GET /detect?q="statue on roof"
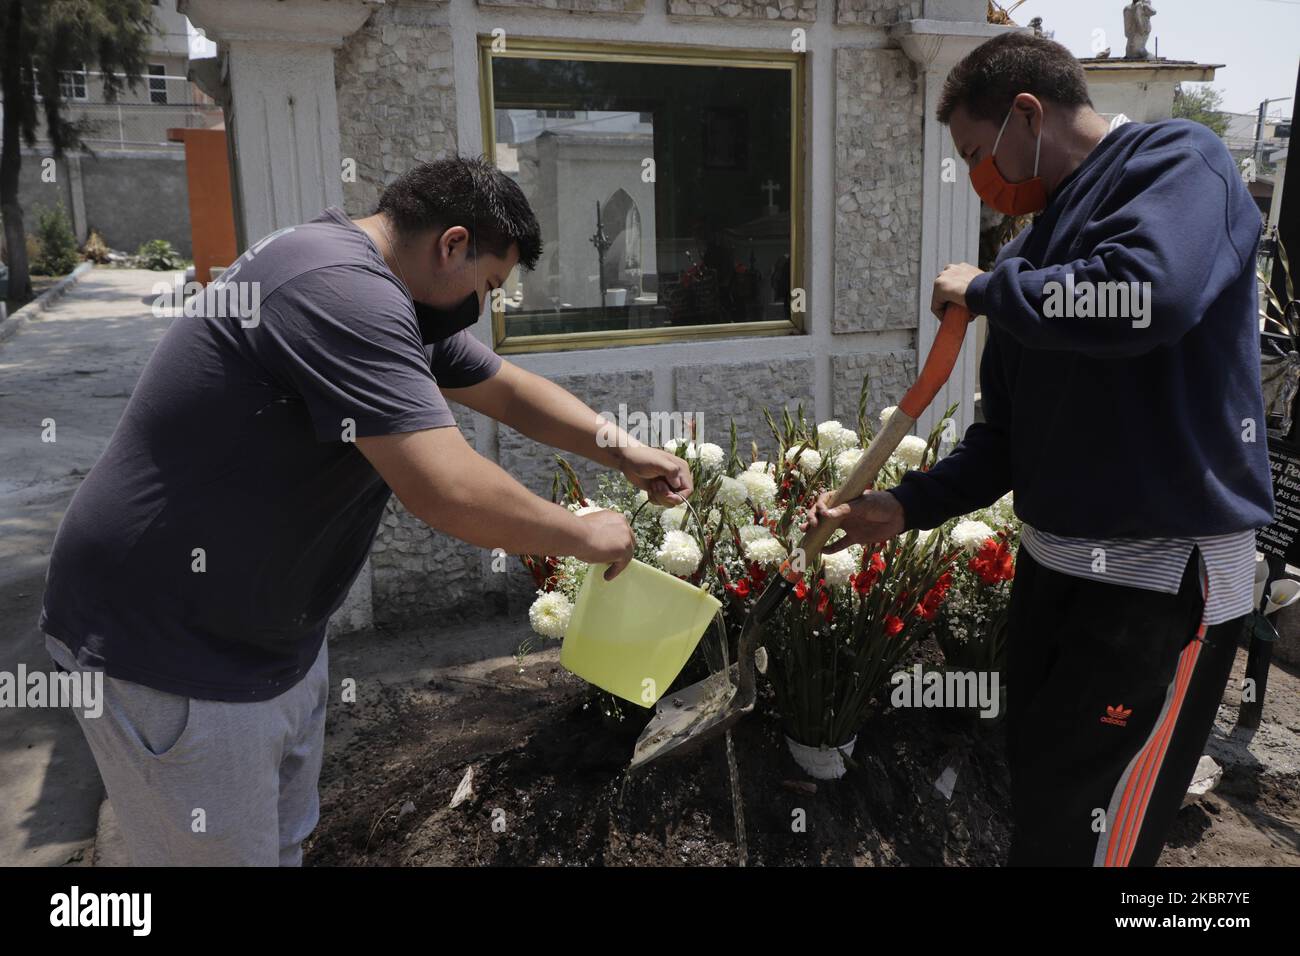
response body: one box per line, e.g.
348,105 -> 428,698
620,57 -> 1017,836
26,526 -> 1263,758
1123,1 -> 1156,60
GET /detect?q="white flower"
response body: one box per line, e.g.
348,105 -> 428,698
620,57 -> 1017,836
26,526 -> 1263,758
738,470 -> 777,511
822,546 -> 861,587
786,445 -> 823,475
696,442 -> 725,471
952,518 -> 995,552
879,406 -> 899,428
571,503 -> 604,517
815,421 -> 855,455
746,460 -> 775,475
834,447 -> 864,474
743,535 -> 788,564
894,435 -> 928,469
717,475 -> 748,510
660,504 -> 690,531
914,527 -> 932,546
738,524 -> 774,545
528,591 -> 573,640
656,530 -> 702,576
664,437 -> 684,455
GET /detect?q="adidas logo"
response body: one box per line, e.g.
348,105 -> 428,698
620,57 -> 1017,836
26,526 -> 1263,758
1101,704 -> 1132,727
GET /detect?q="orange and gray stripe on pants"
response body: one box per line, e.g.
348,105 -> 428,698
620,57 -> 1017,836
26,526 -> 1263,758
1092,621 -> 1206,867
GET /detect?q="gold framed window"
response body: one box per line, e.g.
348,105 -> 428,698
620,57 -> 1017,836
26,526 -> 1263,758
478,36 -> 806,354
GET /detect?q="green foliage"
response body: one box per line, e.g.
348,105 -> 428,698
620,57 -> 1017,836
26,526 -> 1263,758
1172,84 -> 1229,138
1,0 -> 158,154
31,203 -> 80,275
135,239 -> 181,271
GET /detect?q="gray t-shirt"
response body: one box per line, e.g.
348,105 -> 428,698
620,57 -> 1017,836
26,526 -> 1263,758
41,208 -> 501,700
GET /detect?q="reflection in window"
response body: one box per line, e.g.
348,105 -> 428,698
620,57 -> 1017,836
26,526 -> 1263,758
485,47 -> 799,348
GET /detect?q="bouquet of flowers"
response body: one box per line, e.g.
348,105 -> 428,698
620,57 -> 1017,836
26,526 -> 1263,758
521,384 -> 963,759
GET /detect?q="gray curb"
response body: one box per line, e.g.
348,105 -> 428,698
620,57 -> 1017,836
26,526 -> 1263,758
0,261 -> 95,345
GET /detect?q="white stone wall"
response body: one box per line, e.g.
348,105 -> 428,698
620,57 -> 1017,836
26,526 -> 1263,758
833,47 -> 923,333
324,0 -> 974,628
335,0 -> 458,218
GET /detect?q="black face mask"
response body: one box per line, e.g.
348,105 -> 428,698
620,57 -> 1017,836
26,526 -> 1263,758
414,291 -> 483,344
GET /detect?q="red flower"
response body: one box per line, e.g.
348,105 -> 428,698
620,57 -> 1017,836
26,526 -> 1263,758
793,579 -> 809,601
883,615 -> 904,636
914,573 -> 952,621
748,561 -> 769,587
852,551 -> 886,594
969,536 -> 1015,585
726,578 -> 752,598
816,587 -> 834,622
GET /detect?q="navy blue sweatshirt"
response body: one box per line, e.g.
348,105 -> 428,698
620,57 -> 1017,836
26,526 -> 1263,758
890,119 -> 1273,538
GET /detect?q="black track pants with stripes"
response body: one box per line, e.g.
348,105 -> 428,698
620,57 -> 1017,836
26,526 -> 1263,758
1005,547 -> 1243,866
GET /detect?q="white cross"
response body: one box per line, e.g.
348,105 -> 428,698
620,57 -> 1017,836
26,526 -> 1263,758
761,179 -> 781,206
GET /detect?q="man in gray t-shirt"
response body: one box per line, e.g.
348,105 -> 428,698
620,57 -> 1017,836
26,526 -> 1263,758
41,156 -> 690,865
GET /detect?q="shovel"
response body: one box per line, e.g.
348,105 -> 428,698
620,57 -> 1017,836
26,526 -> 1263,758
629,303 -> 972,770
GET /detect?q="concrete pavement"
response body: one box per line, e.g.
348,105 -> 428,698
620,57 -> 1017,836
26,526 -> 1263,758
0,268 -> 171,866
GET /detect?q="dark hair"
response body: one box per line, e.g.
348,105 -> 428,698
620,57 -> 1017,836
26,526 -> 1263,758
377,155 -> 542,270
937,32 -> 1093,125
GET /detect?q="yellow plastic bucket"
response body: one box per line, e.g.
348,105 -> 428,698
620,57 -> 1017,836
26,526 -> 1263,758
561,559 -> 722,708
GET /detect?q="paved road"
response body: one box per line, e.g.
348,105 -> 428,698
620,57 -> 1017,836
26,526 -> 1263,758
0,268 -> 172,866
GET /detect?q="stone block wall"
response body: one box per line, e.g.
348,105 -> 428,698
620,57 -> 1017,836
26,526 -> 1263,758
833,47 -> 923,333
335,0 -> 457,218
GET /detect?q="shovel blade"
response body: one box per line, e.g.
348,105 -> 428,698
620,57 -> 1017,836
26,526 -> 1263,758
629,666 -> 751,770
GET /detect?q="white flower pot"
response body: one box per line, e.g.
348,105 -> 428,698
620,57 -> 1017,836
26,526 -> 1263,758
784,734 -> 857,780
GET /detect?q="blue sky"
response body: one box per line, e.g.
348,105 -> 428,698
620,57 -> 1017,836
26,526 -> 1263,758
1010,0 -> 1298,118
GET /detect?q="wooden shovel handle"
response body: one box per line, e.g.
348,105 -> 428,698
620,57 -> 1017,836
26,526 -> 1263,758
787,304 -> 971,573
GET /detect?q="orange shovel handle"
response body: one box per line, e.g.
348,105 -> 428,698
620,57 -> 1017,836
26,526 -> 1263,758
898,304 -> 971,420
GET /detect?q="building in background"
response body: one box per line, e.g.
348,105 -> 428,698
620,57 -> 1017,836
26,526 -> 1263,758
11,0 -> 222,256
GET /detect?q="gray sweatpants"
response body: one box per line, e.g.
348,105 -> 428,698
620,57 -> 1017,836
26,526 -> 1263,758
46,634 -> 329,866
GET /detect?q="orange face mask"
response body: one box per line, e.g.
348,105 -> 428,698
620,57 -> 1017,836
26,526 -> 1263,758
969,106 -> 1047,217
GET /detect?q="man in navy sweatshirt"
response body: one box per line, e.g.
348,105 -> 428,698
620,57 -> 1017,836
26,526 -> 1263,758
815,33 -> 1272,865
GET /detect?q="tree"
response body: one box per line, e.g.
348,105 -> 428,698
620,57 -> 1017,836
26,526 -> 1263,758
1,0 -> 155,301
1173,84 -> 1230,138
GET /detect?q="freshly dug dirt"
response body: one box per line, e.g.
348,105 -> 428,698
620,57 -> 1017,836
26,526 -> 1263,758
305,637 -> 1299,867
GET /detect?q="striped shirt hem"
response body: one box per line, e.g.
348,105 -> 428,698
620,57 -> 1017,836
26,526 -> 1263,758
1019,525 -> 1258,626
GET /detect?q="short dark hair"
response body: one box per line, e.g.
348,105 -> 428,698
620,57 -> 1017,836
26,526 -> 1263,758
937,32 -> 1093,125
377,155 -> 542,271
